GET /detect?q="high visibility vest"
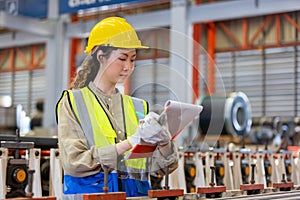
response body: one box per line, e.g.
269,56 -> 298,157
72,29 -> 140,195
56,86 -> 149,171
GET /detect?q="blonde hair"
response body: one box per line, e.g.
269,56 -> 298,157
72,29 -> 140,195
70,46 -> 115,89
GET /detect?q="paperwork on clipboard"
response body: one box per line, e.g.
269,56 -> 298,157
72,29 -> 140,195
125,100 -> 203,159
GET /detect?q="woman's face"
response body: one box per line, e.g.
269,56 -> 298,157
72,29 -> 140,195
99,48 -> 137,84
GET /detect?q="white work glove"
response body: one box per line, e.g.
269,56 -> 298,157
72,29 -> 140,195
128,112 -> 171,147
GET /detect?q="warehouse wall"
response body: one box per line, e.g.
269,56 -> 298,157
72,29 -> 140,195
214,46 -> 299,118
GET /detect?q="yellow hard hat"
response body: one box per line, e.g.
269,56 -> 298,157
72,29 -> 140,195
85,17 -> 148,53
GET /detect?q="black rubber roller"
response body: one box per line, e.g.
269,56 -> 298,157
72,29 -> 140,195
198,92 -> 252,137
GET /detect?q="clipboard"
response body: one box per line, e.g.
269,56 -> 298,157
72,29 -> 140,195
125,100 -> 203,159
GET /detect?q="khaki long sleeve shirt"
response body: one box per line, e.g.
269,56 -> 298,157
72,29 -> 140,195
57,82 -> 178,177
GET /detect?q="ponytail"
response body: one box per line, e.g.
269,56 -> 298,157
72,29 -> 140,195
70,46 -> 116,89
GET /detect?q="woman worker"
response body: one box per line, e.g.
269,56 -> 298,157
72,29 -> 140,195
56,17 -> 178,197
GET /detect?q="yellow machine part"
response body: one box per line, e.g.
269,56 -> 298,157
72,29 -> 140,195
14,168 -> 27,183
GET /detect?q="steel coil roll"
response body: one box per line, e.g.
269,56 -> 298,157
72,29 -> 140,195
197,92 -> 252,137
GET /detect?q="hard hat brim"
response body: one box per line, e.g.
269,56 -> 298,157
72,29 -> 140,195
85,44 -> 149,54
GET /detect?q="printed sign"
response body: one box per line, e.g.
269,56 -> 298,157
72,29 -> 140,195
59,0 -> 151,15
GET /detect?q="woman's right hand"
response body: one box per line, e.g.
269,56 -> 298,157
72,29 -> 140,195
127,112 -> 171,147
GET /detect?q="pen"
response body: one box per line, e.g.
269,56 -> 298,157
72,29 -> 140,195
135,111 -> 145,118
136,110 -> 168,125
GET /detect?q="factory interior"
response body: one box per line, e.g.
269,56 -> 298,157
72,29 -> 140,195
1,0 -> 300,199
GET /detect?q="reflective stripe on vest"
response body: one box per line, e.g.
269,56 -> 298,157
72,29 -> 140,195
71,88 -> 115,147
131,96 -> 147,121
72,89 -> 95,147
122,95 -> 147,169
66,87 -> 148,170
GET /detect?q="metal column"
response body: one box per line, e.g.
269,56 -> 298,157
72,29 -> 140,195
170,0 -> 194,147
44,0 -> 70,128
